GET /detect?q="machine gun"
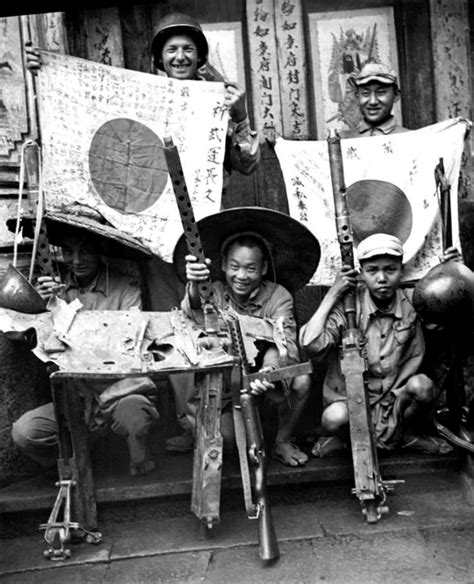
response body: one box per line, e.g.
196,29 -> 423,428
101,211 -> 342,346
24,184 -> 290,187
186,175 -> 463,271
163,137 -> 223,529
226,311 -> 313,561
163,137 -> 225,530
327,130 -> 400,522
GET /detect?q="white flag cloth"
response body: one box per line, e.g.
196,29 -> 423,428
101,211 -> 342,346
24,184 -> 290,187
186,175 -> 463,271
275,118 -> 469,286
36,52 -> 228,261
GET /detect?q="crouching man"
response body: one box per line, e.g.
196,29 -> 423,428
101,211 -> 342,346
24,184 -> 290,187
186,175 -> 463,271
11,218 -> 159,476
299,233 -> 452,457
173,207 -> 320,466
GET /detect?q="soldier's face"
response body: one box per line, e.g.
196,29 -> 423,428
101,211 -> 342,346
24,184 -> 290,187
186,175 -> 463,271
359,255 -> 403,306
162,34 -> 199,80
357,83 -> 399,126
61,234 -> 101,284
222,243 -> 267,302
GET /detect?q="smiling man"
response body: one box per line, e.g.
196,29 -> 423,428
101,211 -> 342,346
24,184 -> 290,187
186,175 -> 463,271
174,206 -> 321,467
340,62 -> 409,138
150,12 -> 259,190
182,235 -> 311,467
25,12 -> 259,194
299,233 -> 451,457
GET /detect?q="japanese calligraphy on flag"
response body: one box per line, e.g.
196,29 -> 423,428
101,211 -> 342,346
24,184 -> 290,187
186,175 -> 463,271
275,118 -> 468,286
36,51 -> 228,260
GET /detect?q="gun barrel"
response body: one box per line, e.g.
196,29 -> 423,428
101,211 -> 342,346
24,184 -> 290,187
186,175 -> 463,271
243,361 -> 313,387
327,131 -> 357,327
163,136 -> 218,332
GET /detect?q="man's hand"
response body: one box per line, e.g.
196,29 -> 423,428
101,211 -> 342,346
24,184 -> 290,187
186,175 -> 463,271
224,81 -> 247,124
250,365 -> 276,396
36,275 -> 63,301
24,42 -> 42,74
440,246 -> 464,264
185,254 -> 211,282
332,265 -> 358,298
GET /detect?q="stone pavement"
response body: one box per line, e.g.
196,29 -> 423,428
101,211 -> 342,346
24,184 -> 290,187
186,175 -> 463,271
2,469 -> 474,583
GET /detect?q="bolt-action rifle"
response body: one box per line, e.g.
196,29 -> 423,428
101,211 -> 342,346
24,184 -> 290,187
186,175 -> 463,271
226,311 -> 313,561
163,137 -> 224,529
327,130 -> 400,522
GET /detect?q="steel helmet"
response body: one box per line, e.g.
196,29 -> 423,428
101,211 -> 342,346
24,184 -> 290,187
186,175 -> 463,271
151,12 -> 209,71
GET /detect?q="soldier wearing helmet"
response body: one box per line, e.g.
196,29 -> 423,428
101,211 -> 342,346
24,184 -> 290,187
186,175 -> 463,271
24,13 -> 261,455
25,12 -> 259,192
150,12 -> 260,187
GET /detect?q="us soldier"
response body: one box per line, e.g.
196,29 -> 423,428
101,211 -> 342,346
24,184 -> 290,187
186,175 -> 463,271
340,62 -> 409,139
24,11 -> 261,454
149,12 -> 261,452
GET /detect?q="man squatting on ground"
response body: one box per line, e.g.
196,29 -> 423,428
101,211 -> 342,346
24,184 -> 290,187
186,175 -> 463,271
182,232 -> 311,467
340,61 -> 409,139
299,233 -> 453,457
24,12 -> 261,455
11,225 -> 159,476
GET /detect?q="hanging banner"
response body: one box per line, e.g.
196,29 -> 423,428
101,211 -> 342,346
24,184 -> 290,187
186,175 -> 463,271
247,0 -> 310,139
275,118 -> 469,285
246,0 -> 283,135
274,0 -> 310,139
36,51 -> 228,261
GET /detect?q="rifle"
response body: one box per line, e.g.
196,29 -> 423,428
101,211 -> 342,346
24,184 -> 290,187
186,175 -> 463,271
226,312 -> 313,561
327,130 -> 400,522
163,137 -> 224,530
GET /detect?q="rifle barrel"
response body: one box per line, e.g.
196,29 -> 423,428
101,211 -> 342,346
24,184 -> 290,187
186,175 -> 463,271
327,131 -> 357,328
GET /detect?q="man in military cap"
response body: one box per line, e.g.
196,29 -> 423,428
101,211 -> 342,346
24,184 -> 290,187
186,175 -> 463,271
173,206 -> 321,466
300,233 -> 452,457
11,213 -> 159,477
341,62 -> 409,138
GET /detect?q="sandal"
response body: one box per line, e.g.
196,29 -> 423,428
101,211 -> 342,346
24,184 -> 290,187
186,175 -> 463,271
165,430 -> 194,453
272,441 -> 308,467
311,436 -> 346,458
401,433 -> 454,455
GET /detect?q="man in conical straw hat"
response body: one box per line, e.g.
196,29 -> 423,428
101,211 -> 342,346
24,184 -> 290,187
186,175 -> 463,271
11,206 -> 159,477
172,206 -> 320,466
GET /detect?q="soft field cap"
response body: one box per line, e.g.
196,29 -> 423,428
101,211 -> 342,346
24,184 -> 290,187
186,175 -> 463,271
355,62 -> 398,87
357,233 -> 403,262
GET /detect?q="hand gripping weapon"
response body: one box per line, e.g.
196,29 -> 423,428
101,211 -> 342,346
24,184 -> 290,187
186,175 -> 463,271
163,137 -> 224,529
327,130 -> 400,522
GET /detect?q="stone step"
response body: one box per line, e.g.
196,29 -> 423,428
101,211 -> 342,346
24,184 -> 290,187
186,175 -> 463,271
0,449 -> 459,515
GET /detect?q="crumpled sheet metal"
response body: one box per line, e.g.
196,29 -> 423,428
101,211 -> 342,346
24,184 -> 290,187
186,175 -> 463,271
0,307 -> 274,375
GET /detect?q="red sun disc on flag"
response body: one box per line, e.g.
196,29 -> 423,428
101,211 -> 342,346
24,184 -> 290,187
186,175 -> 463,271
89,118 -> 168,214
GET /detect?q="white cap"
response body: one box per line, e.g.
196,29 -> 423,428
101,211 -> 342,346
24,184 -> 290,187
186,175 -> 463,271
357,233 -> 403,262
355,62 -> 398,87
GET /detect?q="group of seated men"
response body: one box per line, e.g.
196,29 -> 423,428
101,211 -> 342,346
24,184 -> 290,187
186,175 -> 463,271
11,211 -> 458,476
11,11 -> 461,475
